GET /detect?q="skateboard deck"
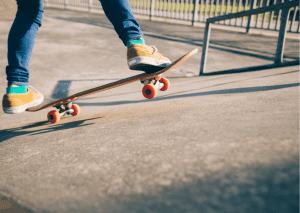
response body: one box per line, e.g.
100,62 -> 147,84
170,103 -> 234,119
27,48 -> 198,123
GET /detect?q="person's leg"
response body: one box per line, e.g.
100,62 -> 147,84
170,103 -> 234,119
99,0 -> 170,73
6,0 -> 44,87
99,0 -> 143,46
2,0 -> 44,114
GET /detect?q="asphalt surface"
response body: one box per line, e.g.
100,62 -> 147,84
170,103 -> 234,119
0,7 -> 299,213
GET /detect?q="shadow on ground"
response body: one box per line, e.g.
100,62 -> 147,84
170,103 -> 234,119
109,162 -> 299,213
0,195 -> 32,213
0,116 -> 104,143
73,82 -> 299,108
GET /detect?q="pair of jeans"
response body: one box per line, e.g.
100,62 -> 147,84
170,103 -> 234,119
6,0 -> 143,86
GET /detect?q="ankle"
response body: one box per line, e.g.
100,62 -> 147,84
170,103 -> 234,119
127,38 -> 145,47
6,85 -> 27,94
9,84 -> 20,87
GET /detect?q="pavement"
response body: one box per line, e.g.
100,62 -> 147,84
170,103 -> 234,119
0,7 -> 299,213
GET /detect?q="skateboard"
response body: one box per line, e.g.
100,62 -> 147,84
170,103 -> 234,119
27,48 -> 198,123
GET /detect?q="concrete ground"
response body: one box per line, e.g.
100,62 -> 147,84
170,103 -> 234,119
0,7 -> 299,213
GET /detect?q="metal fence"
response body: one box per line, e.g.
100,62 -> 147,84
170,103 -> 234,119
44,0 -> 299,33
200,0 -> 299,75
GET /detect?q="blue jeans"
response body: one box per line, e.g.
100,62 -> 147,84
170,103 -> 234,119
6,0 -> 143,86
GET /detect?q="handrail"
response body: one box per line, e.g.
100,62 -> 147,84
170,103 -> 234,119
207,0 -> 299,23
199,0 -> 299,75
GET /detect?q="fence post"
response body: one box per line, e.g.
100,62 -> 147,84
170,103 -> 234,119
64,0 -> 69,9
88,0 -> 93,12
192,0 -> 199,26
199,21 -> 211,75
246,0 -> 257,33
44,0 -> 49,7
150,0 -> 155,20
274,8 -> 290,65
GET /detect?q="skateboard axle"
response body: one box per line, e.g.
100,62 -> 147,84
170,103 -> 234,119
141,76 -> 164,90
55,103 -> 75,117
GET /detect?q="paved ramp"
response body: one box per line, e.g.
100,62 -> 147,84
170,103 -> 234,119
0,8 -> 299,213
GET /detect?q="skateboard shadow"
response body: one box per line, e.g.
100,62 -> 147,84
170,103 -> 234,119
74,82 -> 299,107
0,116 -> 104,143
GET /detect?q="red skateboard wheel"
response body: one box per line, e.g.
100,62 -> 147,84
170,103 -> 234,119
159,77 -> 170,91
71,104 -> 80,116
47,110 -> 60,123
142,84 -> 157,99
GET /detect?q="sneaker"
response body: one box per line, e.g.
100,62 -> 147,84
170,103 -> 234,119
2,86 -> 44,114
127,44 -> 171,73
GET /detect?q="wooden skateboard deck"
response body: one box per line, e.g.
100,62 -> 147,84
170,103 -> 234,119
27,48 -> 198,123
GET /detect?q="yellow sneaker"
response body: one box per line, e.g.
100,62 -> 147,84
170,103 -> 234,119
2,86 -> 44,114
127,44 -> 171,73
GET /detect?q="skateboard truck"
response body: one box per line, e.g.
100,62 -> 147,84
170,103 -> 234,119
47,101 -> 81,123
54,102 -> 75,117
141,75 -> 170,99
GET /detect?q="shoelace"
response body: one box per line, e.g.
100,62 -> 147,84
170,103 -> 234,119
28,85 -> 42,95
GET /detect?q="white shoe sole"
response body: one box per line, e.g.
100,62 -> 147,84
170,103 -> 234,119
3,95 -> 44,114
128,56 -> 171,69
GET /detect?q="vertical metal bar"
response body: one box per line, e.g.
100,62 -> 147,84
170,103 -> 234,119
246,0 -> 257,33
205,0 -> 209,21
241,0 -> 249,27
288,6 -> 297,32
150,0 -> 155,20
236,0 -> 242,26
165,0 -> 168,17
64,0 -> 69,9
268,0 -> 276,29
88,0 -> 93,12
200,0 -> 204,21
254,0 -> 263,28
164,0 -> 167,17
160,0 -> 163,16
220,0 -> 225,24
148,0 -> 151,15
261,0 -> 270,29
215,0 -> 220,17
189,0 -> 193,20
200,22 -> 212,75
172,0 -> 175,18
184,0 -> 188,19
231,0 -> 236,25
275,0 -> 285,30
176,0 -> 180,18
275,8 -> 290,65
140,0 -> 143,14
225,0 -> 230,25
209,0 -> 214,17
192,0 -> 200,25
179,0 -> 183,19
137,0 -> 140,14
167,0 -> 173,18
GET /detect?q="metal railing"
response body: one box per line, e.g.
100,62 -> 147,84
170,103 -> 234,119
200,0 -> 300,75
44,0 -> 299,33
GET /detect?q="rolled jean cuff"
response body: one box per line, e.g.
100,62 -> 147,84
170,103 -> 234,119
6,66 -> 29,86
125,35 -> 144,47
7,81 -> 28,86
